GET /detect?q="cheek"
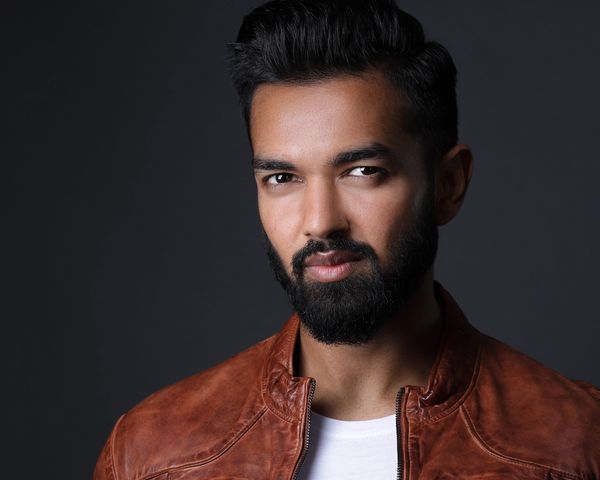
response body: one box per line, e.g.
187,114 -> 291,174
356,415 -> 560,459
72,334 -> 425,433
257,192 -> 300,266
345,181 -> 418,257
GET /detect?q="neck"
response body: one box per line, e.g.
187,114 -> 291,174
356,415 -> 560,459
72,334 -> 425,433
295,272 -> 442,420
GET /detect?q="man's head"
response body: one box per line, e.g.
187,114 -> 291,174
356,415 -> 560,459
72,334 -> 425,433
229,0 -> 458,168
228,0 -> 472,345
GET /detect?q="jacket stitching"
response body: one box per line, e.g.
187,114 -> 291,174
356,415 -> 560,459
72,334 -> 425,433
260,327 -> 301,424
139,406 -> 268,480
460,405 -> 583,480
420,338 -> 483,425
260,362 -> 295,423
262,385 -> 301,423
402,392 -> 411,480
261,364 -> 305,423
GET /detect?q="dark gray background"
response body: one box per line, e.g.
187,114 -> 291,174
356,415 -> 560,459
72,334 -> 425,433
6,1 -> 599,478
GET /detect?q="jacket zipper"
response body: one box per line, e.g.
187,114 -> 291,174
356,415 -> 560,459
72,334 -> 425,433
396,388 -> 406,480
291,379 -> 316,480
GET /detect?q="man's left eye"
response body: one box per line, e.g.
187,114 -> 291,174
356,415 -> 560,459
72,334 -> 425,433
347,166 -> 381,177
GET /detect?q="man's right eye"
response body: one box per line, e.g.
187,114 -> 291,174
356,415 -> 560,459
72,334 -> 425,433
265,173 -> 295,185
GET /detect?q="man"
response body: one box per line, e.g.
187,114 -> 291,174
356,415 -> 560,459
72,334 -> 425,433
94,0 -> 600,478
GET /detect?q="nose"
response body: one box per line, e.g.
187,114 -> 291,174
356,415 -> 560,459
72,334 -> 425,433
301,180 -> 349,240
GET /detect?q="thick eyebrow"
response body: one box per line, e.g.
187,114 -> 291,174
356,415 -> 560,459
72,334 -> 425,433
329,142 -> 395,167
252,158 -> 296,171
252,142 -> 395,171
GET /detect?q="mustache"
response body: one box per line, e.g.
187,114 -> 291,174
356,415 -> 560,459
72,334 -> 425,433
291,238 -> 378,279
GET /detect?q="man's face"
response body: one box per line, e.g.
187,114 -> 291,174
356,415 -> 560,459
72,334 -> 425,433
250,71 -> 438,345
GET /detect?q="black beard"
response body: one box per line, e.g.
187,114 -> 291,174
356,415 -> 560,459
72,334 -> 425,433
265,191 -> 439,346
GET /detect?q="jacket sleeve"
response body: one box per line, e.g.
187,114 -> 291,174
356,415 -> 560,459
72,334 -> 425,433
93,415 -> 125,480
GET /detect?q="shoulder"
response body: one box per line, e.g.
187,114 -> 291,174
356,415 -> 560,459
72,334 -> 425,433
462,334 -> 600,478
107,335 -> 276,480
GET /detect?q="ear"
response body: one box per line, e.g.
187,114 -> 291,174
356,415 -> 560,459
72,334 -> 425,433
435,144 -> 473,226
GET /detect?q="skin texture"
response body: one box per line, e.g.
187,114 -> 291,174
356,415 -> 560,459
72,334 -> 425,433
250,70 -> 473,419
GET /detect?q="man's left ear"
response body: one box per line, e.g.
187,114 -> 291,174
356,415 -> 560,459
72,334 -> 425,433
434,144 -> 473,226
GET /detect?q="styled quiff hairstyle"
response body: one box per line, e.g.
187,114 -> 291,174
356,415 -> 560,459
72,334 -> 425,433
228,0 -> 458,167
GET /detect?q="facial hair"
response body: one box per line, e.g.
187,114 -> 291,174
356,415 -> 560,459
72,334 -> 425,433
265,189 -> 439,346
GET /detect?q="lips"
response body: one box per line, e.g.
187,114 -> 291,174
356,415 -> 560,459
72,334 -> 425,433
304,250 -> 363,267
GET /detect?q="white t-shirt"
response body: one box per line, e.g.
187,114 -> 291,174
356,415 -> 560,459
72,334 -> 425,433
297,411 -> 398,480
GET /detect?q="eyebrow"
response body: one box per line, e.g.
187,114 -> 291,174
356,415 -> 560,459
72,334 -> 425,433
331,143 -> 395,167
252,142 -> 395,171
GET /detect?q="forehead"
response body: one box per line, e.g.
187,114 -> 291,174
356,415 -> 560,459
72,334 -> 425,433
249,71 -> 416,160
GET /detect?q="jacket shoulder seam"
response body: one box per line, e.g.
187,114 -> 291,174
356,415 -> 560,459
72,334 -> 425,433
109,414 -> 126,480
460,405 -> 583,480
139,406 -> 268,480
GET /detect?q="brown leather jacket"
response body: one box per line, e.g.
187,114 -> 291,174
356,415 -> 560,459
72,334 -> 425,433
94,284 -> 600,479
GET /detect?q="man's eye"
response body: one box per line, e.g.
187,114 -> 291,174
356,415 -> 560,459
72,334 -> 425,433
266,173 -> 295,185
347,166 -> 381,177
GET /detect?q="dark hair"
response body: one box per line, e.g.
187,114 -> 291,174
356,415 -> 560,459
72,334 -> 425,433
228,0 -> 458,166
